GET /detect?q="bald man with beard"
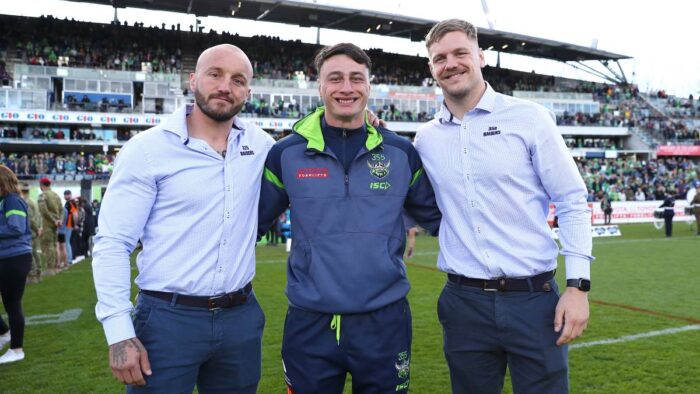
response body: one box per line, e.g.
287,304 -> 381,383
92,44 -> 274,393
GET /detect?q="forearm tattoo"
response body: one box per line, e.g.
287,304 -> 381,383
111,338 -> 143,367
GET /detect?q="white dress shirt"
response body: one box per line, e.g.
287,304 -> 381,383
415,83 -> 593,281
92,105 -> 274,345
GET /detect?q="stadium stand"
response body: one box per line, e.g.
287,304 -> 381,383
0,151 -> 113,180
0,14 -> 697,201
576,156 -> 698,202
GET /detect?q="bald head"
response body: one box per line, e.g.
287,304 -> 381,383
194,44 -> 253,79
190,44 -> 254,122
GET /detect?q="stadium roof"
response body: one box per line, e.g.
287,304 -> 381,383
64,0 -> 631,82
67,0 -> 628,62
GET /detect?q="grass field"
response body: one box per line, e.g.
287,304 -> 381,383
1,223 -> 699,393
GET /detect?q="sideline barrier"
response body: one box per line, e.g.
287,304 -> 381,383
548,200 -> 695,225
551,225 -> 621,239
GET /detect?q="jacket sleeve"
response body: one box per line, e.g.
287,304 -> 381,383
403,146 -> 441,235
37,195 -> 49,220
46,195 -> 62,223
29,200 -> 42,233
258,143 -> 290,240
0,195 -> 29,238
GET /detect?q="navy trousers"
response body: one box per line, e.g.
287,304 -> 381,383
438,279 -> 568,394
127,290 -> 265,394
282,298 -> 412,394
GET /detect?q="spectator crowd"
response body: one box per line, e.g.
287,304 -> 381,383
0,151 -> 114,179
577,157 -> 699,202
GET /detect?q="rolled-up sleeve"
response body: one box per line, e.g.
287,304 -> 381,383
92,140 -> 157,345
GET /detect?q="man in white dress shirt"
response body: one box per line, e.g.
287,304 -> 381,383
414,19 -> 594,394
92,44 -> 274,393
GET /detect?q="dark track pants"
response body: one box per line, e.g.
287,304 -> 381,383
282,298 -> 412,394
438,279 -> 568,394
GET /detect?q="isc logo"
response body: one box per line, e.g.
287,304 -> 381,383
369,182 -> 391,190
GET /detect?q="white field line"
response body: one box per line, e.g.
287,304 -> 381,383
570,324 -> 700,349
593,236 -> 698,246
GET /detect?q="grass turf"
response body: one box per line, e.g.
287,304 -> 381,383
1,223 -> 698,393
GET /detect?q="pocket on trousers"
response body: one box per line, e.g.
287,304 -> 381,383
251,293 -> 266,331
437,285 -> 447,325
132,301 -> 155,338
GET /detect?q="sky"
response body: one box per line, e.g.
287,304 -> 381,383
3,0 -> 699,97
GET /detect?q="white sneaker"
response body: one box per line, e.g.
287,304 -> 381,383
0,348 -> 24,364
0,333 -> 10,349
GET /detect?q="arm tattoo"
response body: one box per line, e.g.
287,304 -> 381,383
111,338 -> 142,367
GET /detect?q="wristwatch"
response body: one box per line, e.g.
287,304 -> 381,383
566,278 -> 591,292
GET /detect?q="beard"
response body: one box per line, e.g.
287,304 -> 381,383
438,79 -> 471,102
194,89 -> 244,122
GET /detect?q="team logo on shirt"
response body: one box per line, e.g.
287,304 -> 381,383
483,126 -> 501,136
240,145 -> 255,156
367,154 -> 391,179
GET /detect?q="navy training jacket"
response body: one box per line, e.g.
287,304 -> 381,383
258,107 -> 441,314
0,193 -> 32,259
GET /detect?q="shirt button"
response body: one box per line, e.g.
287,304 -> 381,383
477,226 -> 481,233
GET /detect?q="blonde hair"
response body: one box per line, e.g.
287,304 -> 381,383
425,19 -> 478,50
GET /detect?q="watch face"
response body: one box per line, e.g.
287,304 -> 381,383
567,279 -> 591,292
579,279 -> 591,292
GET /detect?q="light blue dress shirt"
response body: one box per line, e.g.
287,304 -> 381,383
415,83 -> 593,281
93,105 -> 274,345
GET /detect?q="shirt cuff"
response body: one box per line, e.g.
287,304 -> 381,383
102,313 -> 136,346
564,255 -> 590,280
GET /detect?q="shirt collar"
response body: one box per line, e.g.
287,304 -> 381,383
439,82 -> 497,125
163,104 -> 246,145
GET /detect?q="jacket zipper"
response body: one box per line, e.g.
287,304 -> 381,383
343,129 -> 349,197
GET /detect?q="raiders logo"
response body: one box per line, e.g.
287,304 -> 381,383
367,159 -> 391,179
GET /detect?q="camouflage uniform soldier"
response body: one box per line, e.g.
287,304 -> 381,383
38,178 -> 62,275
21,183 -> 43,282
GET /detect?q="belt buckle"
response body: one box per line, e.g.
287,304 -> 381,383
483,279 -> 498,292
484,278 -> 506,292
207,296 -> 224,311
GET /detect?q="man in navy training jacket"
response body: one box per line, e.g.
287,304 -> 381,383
258,43 -> 442,394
